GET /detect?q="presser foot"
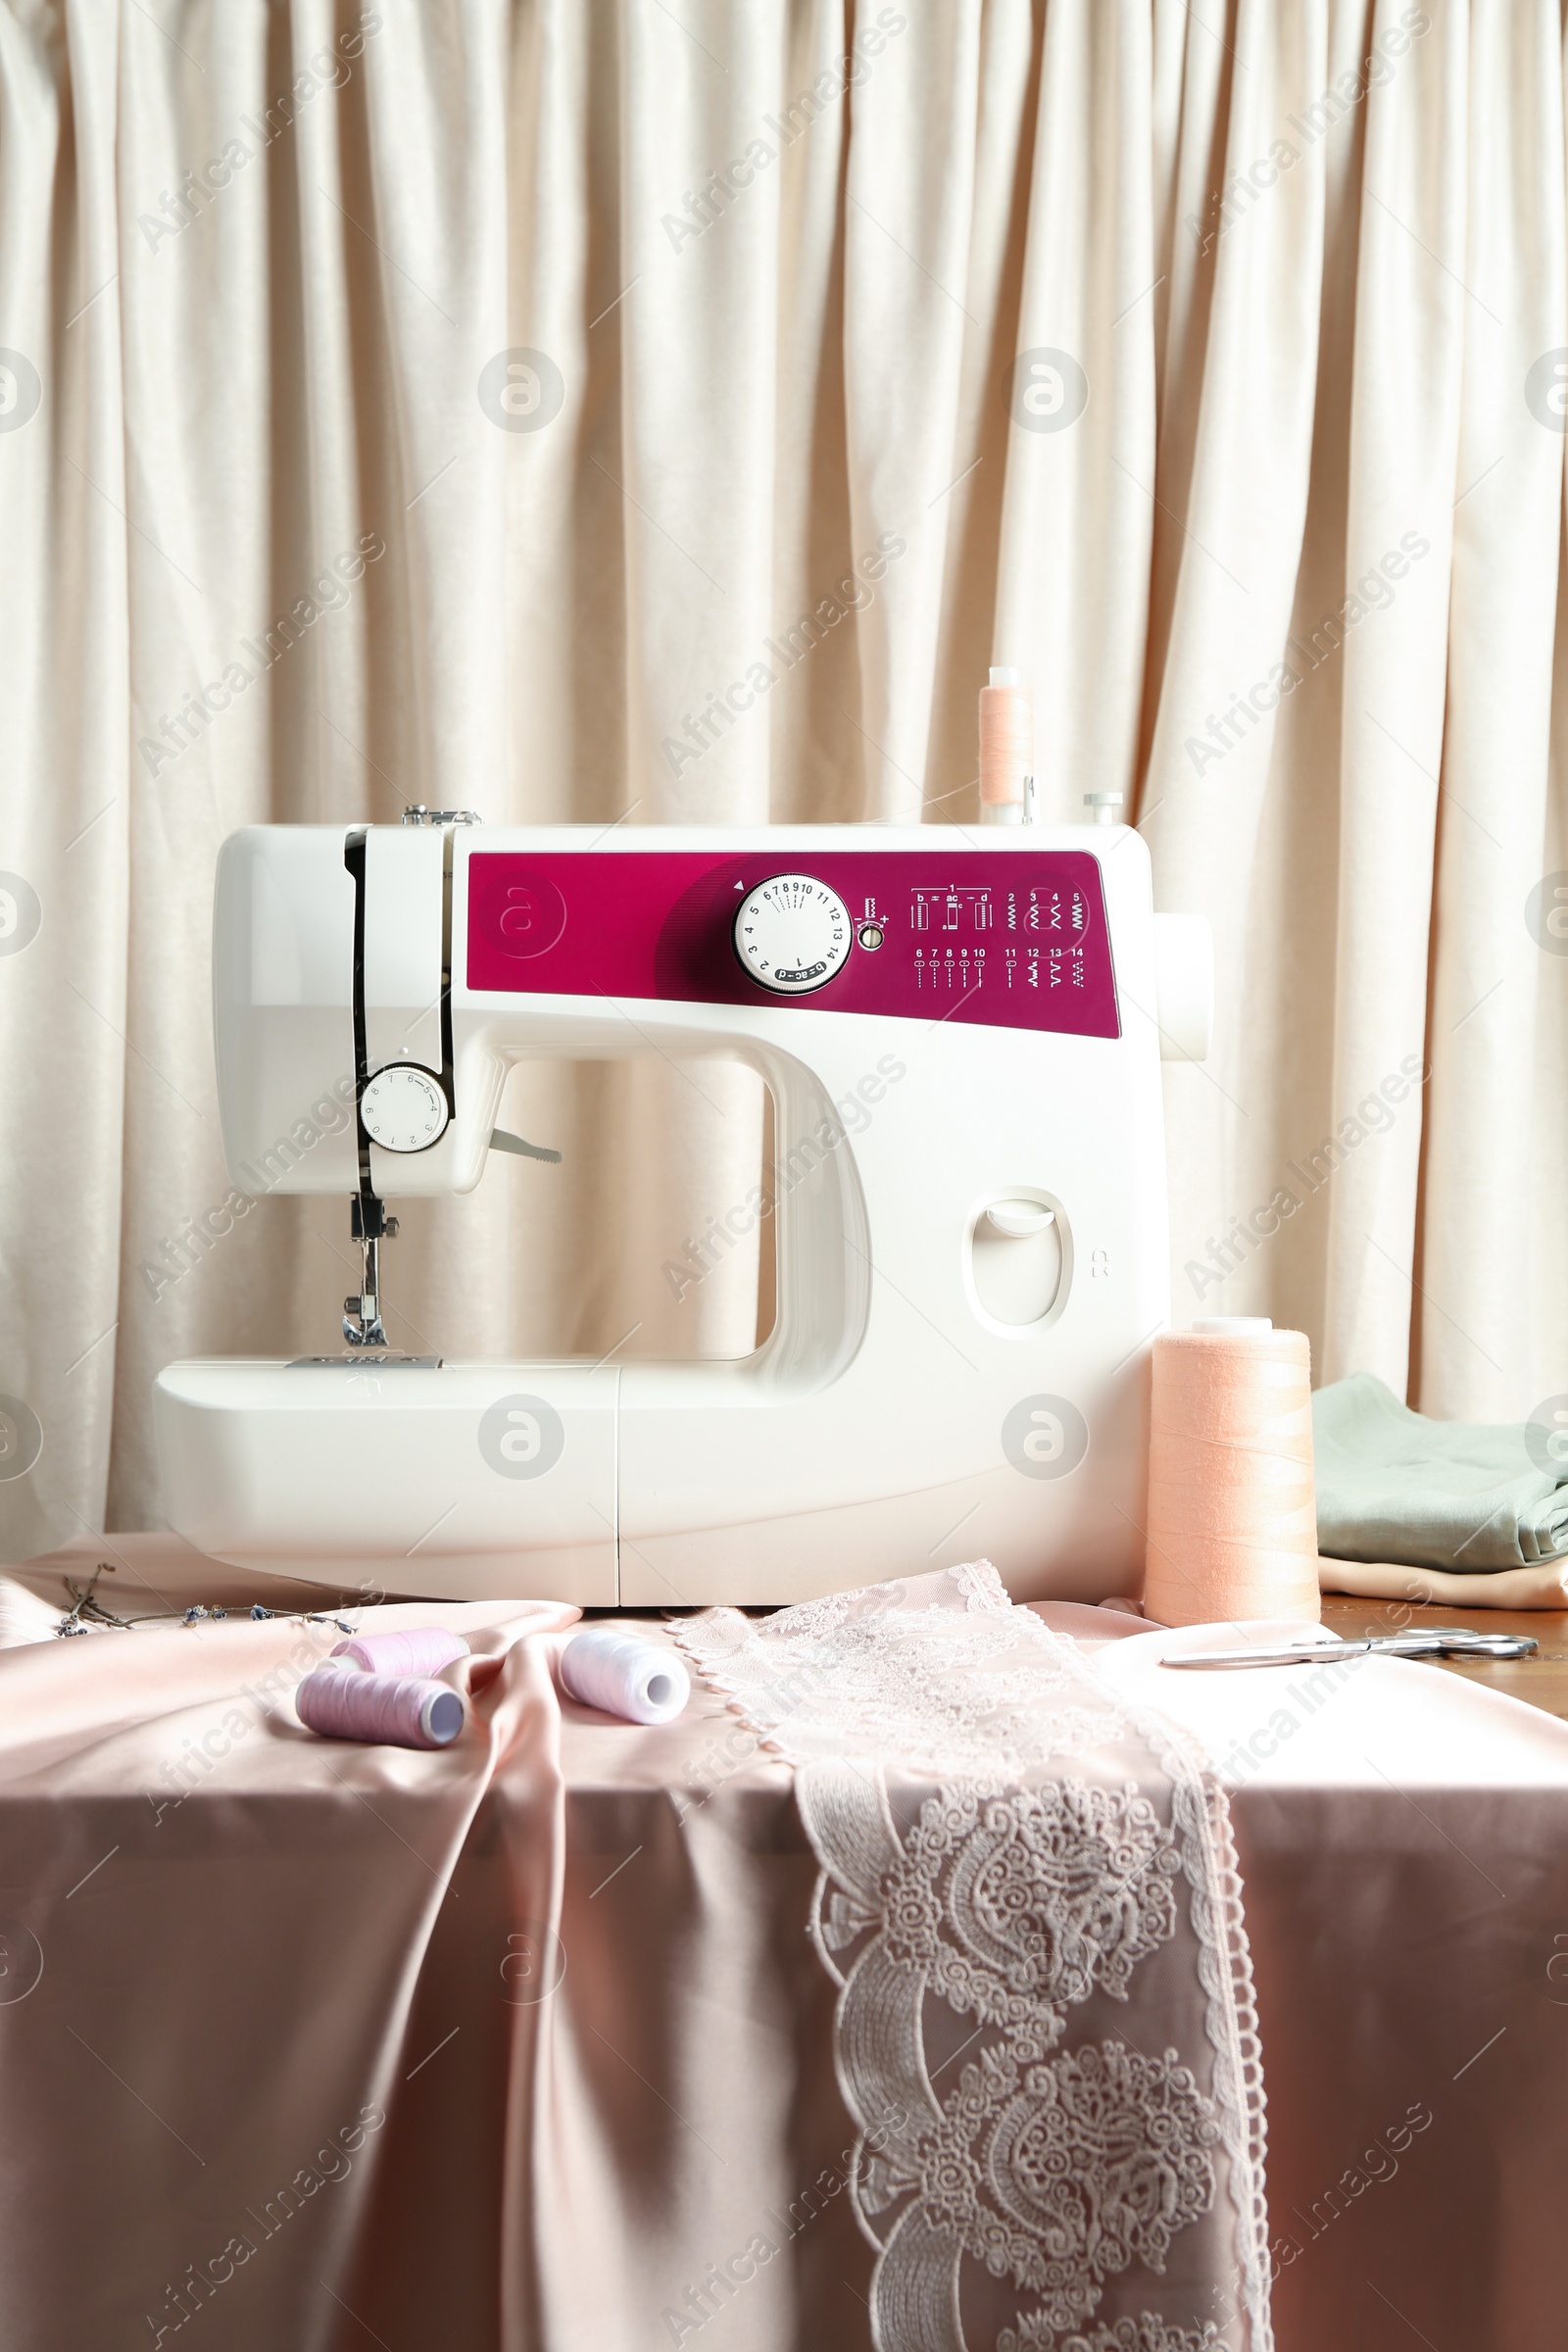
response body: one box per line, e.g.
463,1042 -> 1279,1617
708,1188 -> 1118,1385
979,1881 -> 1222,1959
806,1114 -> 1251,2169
343,1207 -> 399,1348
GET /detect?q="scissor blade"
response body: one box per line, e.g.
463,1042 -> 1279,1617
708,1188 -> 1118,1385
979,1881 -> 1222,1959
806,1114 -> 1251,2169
1161,1642 -> 1369,1671
1159,1631 -> 1539,1671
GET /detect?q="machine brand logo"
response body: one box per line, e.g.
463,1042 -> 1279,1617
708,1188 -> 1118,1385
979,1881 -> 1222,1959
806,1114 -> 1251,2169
493,873 -> 568,958
1002,1394 -> 1089,1480
478,1393 -> 566,1479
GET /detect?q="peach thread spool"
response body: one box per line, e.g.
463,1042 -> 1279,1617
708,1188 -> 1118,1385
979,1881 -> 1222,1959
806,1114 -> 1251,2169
979,665 -> 1033,825
1144,1316 -> 1321,1628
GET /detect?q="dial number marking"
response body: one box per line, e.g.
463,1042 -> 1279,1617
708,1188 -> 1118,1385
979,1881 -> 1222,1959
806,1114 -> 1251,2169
361,1064 -> 450,1153
733,874 -> 854,996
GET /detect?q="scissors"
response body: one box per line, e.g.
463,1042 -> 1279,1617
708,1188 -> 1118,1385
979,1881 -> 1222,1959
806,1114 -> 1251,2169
1160,1628 -> 1539,1670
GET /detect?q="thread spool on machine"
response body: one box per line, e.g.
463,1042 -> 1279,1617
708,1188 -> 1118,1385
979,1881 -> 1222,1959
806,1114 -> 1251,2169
977,665 -> 1126,833
978,666 -> 1036,824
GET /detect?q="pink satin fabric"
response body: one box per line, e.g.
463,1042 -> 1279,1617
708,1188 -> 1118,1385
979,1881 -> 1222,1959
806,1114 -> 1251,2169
2,1543 -> 1566,2349
0,1569 -> 577,2350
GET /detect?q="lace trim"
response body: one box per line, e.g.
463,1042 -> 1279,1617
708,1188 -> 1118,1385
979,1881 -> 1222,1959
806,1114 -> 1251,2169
673,1560 -> 1116,1779
1001,2317 -> 1220,2352
1127,1707 -> 1270,2346
674,1566 -> 1272,2352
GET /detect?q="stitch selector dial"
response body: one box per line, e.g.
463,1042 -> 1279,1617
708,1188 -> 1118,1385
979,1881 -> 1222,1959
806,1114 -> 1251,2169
733,874 -> 853,995
360,1063 -> 450,1152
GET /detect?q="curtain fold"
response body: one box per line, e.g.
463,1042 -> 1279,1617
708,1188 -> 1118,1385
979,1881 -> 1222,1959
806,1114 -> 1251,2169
0,0 -> 1565,1554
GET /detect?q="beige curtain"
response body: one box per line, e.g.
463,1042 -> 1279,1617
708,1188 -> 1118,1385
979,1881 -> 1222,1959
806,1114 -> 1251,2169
1,0 -> 1565,1558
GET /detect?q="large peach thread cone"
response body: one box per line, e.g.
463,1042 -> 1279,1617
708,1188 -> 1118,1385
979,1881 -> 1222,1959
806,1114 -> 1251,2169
978,667 -> 1032,812
1144,1318 -> 1321,1627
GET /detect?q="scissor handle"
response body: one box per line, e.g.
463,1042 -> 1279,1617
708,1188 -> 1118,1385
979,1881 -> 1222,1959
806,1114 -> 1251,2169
1437,1632 -> 1537,1658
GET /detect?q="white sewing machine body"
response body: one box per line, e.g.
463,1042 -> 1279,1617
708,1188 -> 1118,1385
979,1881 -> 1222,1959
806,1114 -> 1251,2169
154,820 -> 1209,1605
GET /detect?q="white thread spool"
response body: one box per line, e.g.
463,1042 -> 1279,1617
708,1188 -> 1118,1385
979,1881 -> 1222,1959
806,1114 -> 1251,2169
560,1629 -> 690,1725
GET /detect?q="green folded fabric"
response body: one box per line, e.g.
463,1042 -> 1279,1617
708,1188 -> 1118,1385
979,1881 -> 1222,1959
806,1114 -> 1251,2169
1312,1371 -> 1568,1570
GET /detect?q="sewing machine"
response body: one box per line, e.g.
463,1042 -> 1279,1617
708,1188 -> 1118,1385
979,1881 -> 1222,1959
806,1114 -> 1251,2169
153,812 -> 1211,1603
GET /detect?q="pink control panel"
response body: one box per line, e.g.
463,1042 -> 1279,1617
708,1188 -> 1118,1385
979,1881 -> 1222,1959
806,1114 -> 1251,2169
465,851 -> 1120,1038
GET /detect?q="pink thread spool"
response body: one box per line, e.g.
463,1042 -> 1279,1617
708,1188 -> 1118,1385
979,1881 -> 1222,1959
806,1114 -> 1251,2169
979,666 -> 1033,821
1143,1317 -> 1321,1629
329,1627 -> 470,1679
297,1668 -> 466,1749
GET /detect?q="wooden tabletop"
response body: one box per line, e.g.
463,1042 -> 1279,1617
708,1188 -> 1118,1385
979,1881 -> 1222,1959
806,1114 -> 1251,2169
1320,1592 -> 1568,1722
